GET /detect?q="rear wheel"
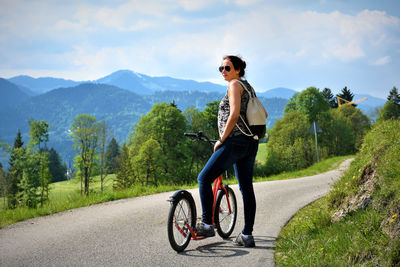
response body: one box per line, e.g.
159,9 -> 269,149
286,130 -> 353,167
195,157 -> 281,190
167,190 -> 196,252
214,186 -> 237,239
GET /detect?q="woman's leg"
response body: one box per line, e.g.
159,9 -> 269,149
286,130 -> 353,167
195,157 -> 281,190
234,141 -> 258,235
197,136 -> 249,224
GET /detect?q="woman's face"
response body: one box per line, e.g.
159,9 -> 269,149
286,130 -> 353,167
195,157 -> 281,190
220,59 -> 240,82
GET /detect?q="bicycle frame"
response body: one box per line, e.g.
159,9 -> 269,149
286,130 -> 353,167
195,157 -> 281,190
171,173 -> 233,241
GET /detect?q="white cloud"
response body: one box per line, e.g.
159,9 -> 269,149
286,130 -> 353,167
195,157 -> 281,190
220,7 -> 400,66
1,1 -> 399,99
371,56 -> 391,66
232,0 -> 264,7
177,0 -> 215,11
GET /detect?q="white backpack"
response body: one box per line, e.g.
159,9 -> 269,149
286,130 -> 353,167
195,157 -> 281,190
236,80 -> 267,140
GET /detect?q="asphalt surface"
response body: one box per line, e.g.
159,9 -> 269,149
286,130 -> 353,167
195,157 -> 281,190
0,159 -> 352,267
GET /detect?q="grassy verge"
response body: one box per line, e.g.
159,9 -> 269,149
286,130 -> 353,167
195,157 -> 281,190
0,155 -> 351,229
0,179 -> 191,228
253,155 -> 351,183
275,120 -> 400,266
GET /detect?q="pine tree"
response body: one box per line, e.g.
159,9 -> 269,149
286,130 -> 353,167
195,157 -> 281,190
337,87 -> 355,107
113,144 -> 133,190
321,88 -> 337,108
7,130 -> 25,208
48,148 -> 67,182
105,138 -> 120,174
387,86 -> 400,105
337,87 -> 354,101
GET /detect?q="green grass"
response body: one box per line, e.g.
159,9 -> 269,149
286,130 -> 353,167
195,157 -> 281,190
256,142 -> 267,165
0,179 -> 190,228
275,120 -> 400,266
253,155 -> 351,182
0,155 -> 351,229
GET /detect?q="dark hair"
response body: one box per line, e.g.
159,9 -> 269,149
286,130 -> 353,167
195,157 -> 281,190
223,55 -> 246,77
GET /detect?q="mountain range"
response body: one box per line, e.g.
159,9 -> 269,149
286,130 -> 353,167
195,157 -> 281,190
0,69 -> 386,167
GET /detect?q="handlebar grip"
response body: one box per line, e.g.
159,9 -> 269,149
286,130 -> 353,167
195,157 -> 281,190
184,132 -> 198,137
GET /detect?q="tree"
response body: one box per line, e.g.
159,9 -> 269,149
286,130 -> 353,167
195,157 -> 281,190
19,119 -> 51,207
71,114 -> 101,196
387,86 -> 400,105
184,106 -> 212,176
7,130 -> 25,208
321,88 -> 337,108
337,86 -> 355,106
129,102 -> 188,185
113,144 -> 133,190
98,120 -> 108,192
28,119 -> 49,151
332,105 -> 370,150
131,138 -> 164,186
202,101 -> 220,139
48,148 -> 67,182
376,101 -> 400,122
0,163 -> 8,208
105,138 -> 120,174
266,111 -> 313,172
323,110 -> 355,155
38,152 -> 51,206
284,87 -> 330,123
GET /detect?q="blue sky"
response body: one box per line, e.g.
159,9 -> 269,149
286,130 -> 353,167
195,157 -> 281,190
1,0 -> 399,99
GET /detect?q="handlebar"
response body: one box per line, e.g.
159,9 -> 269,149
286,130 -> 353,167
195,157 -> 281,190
184,131 -> 217,145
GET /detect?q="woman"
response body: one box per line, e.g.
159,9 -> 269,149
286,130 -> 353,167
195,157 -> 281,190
196,55 -> 268,247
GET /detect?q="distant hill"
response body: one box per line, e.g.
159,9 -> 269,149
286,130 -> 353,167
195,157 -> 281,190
96,70 -> 227,94
0,83 -> 151,163
8,75 -> 80,94
258,87 -> 298,99
0,78 -> 30,110
0,82 -> 288,167
95,70 -> 153,94
354,94 -> 386,119
355,94 -> 386,109
8,70 -> 228,96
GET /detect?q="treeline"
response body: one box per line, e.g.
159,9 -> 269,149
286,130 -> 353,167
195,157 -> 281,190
0,120 -> 67,208
256,86 -> 399,175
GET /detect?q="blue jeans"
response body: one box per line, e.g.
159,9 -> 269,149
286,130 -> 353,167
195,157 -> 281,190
197,135 -> 258,235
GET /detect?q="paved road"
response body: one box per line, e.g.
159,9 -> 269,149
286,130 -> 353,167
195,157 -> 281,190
0,159 -> 352,267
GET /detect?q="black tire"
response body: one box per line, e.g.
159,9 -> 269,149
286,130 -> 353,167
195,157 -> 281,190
167,190 -> 196,252
214,186 -> 237,239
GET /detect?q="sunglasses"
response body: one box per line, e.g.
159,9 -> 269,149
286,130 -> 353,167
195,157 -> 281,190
218,65 -> 231,72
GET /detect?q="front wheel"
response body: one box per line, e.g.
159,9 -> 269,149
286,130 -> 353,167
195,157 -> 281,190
214,186 -> 237,239
167,190 -> 196,252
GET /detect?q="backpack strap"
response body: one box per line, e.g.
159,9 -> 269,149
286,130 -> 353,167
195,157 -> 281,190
234,80 -> 258,140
